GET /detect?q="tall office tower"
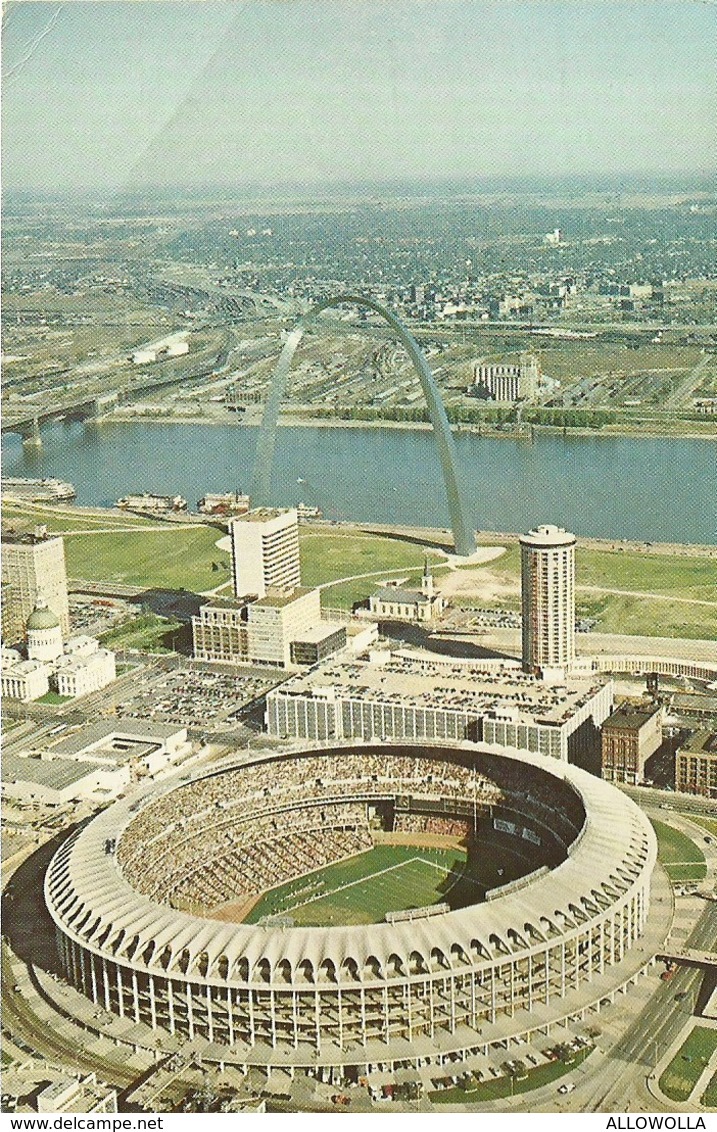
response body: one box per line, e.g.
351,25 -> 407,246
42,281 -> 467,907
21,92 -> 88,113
1,526 -> 70,645
230,507 -> 301,599
520,524 -> 576,677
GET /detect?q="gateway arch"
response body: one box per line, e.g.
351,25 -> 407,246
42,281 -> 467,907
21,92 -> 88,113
251,293 -> 475,557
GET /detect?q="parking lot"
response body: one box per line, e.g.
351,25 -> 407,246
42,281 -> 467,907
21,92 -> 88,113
67,594 -> 135,637
113,660 -> 286,731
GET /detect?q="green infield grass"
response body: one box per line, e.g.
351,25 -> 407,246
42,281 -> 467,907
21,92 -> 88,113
244,844 -> 485,927
659,1027 -> 717,1103
650,819 -> 707,883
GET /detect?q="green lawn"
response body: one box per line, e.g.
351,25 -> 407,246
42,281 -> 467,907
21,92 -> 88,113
64,526 -> 230,592
575,547 -> 717,641
447,541 -> 717,640
576,549 -> 717,601
300,529 -> 444,585
244,845 -> 476,927
100,613 -> 186,653
36,691 -> 71,704
650,819 -> 707,883
431,1045 -> 594,1103
301,529 -> 446,610
2,501 -> 160,533
659,1027 -> 717,1102
702,1069 -> 717,1109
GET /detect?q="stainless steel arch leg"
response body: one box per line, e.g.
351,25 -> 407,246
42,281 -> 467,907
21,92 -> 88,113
251,294 -> 475,556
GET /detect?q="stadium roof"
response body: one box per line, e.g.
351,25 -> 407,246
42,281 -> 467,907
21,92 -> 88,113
45,743 -> 655,976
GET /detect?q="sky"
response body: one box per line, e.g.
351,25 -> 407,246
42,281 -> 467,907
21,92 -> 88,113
1,0 -> 716,193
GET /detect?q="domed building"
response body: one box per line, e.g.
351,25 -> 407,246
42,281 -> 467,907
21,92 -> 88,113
26,598 -> 64,663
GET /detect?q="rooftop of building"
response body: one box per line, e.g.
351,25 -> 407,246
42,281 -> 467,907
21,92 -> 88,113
678,729 -> 717,756
602,700 -> 662,733
372,586 -> 430,604
1,522 -> 61,546
199,596 -> 248,612
54,650 -> 113,672
232,507 -> 297,524
272,651 -> 609,727
292,620 -> 346,643
252,586 -> 313,609
26,600 -> 61,631
519,523 -> 576,548
51,719 -> 185,758
2,754 -> 105,791
2,658 -> 49,675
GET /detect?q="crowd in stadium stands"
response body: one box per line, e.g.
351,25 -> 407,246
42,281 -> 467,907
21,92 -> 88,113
130,802 -> 368,905
171,825 -> 373,912
117,751 -> 585,910
394,814 -> 471,838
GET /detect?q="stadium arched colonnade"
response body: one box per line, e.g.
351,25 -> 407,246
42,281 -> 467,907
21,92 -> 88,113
45,744 -> 657,1070
250,294 -> 476,557
583,655 -> 717,681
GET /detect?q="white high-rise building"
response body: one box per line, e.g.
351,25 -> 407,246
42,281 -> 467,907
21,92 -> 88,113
229,508 -> 301,599
1,527 -> 70,644
520,524 -> 576,678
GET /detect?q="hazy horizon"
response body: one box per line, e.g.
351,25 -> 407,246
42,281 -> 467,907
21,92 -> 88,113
2,1 -> 716,196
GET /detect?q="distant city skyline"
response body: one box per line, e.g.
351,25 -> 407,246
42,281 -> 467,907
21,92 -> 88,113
2,0 -> 716,194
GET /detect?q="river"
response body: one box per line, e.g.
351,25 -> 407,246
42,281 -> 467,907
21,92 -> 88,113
2,420 -> 715,544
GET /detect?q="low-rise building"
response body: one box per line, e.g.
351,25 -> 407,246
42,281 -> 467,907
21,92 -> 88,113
54,647 -> 117,698
2,754 -> 130,806
192,598 -> 249,664
0,657 -> 50,702
369,562 -> 445,622
2,603 -> 117,702
193,588 -> 346,670
675,730 -> 717,799
247,587 -> 329,668
368,585 -> 444,622
37,1075 -> 117,1114
12,719 -> 191,782
290,622 -> 347,666
600,700 -> 664,785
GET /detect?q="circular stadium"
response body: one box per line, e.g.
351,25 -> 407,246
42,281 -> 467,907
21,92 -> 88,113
45,743 -> 657,1070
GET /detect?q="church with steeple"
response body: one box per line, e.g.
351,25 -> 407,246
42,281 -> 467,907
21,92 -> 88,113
368,558 -> 445,623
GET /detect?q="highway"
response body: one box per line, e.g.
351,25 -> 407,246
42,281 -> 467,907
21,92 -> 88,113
506,899 -> 717,1114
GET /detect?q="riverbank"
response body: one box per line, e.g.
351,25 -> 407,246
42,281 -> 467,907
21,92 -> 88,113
105,407 -> 717,442
6,497 -> 715,559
